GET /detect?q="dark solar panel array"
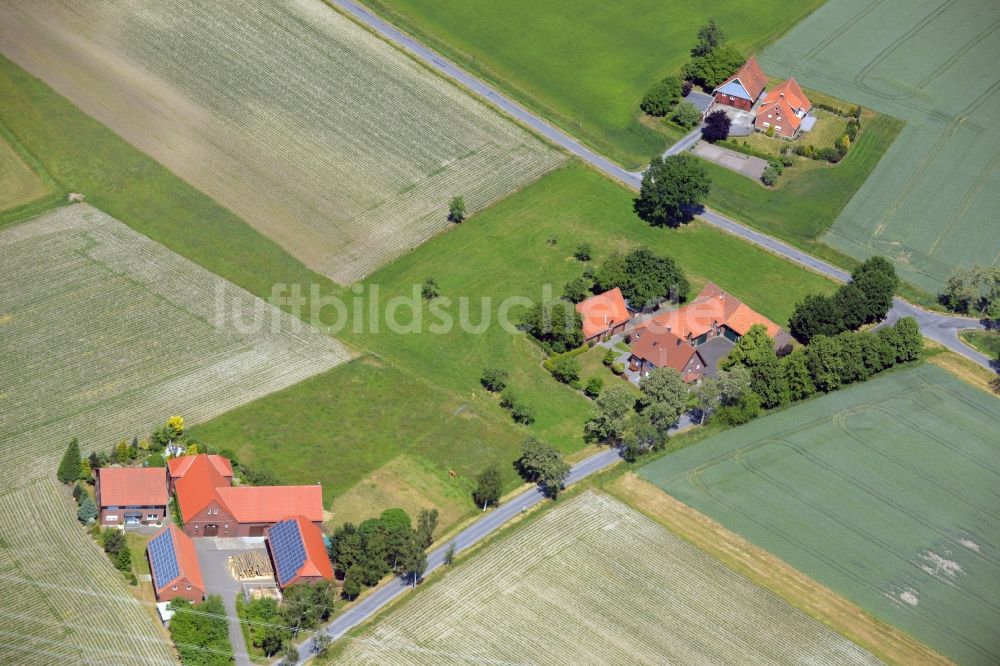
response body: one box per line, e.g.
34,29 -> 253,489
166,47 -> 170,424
149,529 -> 179,590
269,519 -> 307,586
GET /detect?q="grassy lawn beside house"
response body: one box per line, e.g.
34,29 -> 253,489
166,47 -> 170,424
126,533 -> 151,577
356,0 -> 826,168
699,112 -> 903,272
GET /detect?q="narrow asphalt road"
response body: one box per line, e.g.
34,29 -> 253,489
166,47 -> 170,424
295,413 -> 696,663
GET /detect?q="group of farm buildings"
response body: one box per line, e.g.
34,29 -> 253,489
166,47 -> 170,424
95,454 -> 333,603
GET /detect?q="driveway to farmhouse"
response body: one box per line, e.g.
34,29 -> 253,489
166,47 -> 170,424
195,538 -> 266,666
692,141 -> 769,180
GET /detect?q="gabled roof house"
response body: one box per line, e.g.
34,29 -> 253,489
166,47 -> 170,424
712,56 -> 768,111
147,525 -> 204,602
754,78 -> 812,137
95,466 -> 168,527
171,454 -> 323,538
629,283 -> 788,382
576,287 -> 631,342
266,516 -> 335,589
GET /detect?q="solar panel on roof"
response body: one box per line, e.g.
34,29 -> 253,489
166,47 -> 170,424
149,529 -> 179,590
269,519 -> 307,586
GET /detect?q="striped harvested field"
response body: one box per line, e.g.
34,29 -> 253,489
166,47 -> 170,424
0,0 -> 564,284
337,492 -> 880,665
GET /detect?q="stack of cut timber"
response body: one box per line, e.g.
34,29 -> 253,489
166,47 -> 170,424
228,551 -> 273,580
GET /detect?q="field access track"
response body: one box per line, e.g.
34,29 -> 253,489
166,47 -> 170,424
0,0 -> 564,284
641,364 -> 1000,665
334,492 -> 880,665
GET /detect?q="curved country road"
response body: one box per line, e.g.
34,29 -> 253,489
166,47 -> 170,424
293,1 -> 996,661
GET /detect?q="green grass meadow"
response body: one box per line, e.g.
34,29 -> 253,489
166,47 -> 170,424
358,0 -> 825,168
640,364 -> 1000,665
700,111 -> 903,264
960,330 -> 1000,359
332,163 -> 838,447
759,0 -> 1000,293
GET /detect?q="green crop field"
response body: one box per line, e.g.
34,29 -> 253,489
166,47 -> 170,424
641,364 -> 1000,665
0,0 -> 563,284
333,492 -> 880,665
0,205 -> 351,491
360,0 -> 825,168
0,479 -> 175,665
759,0 -> 1000,293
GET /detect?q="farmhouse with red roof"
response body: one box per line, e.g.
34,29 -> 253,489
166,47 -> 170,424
147,525 -> 204,602
629,283 -> 789,381
95,466 -> 168,526
266,516 -> 335,590
576,287 -> 631,342
167,454 -> 232,494
754,78 -> 812,138
712,56 -> 768,111
170,454 -> 323,538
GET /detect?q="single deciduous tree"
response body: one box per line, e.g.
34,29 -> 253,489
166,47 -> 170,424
635,155 -> 710,228
672,101 -> 702,129
473,463 -> 503,509
516,437 -> 570,498
692,377 -> 721,423
692,19 -> 726,57
584,383 -> 637,444
701,109 -> 731,142
416,508 -> 438,548
551,356 -> 581,384
638,367 -> 687,428
480,367 -> 508,393
563,275 -> 593,303
683,44 -> 745,88
401,536 -> 427,588
421,277 -> 439,300
448,196 -> 466,222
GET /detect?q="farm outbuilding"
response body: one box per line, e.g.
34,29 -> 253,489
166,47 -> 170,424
147,525 -> 204,603
265,515 -> 334,590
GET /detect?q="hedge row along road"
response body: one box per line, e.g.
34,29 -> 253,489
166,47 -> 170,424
327,0 -> 993,370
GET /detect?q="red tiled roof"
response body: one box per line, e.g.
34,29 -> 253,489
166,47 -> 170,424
173,455 -> 231,522
630,329 -> 704,378
755,78 -> 811,131
267,516 -> 334,587
168,454 -> 233,480
216,486 -> 324,524
149,525 -> 204,593
714,56 -> 768,101
576,287 -> 631,339
97,467 -> 167,507
643,283 -> 782,340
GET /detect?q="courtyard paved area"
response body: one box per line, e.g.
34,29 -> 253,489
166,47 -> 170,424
692,141 -> 768,180
695,336 -> 736,378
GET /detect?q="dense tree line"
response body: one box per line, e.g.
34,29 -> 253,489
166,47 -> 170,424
789,257 -> 898,343
682,21 -> 745,88
328,507 -> 433,594
523,300 -> 583,353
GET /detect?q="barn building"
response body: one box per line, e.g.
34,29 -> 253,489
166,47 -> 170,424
712,57 -> 768,111
171,454 -> 323,538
